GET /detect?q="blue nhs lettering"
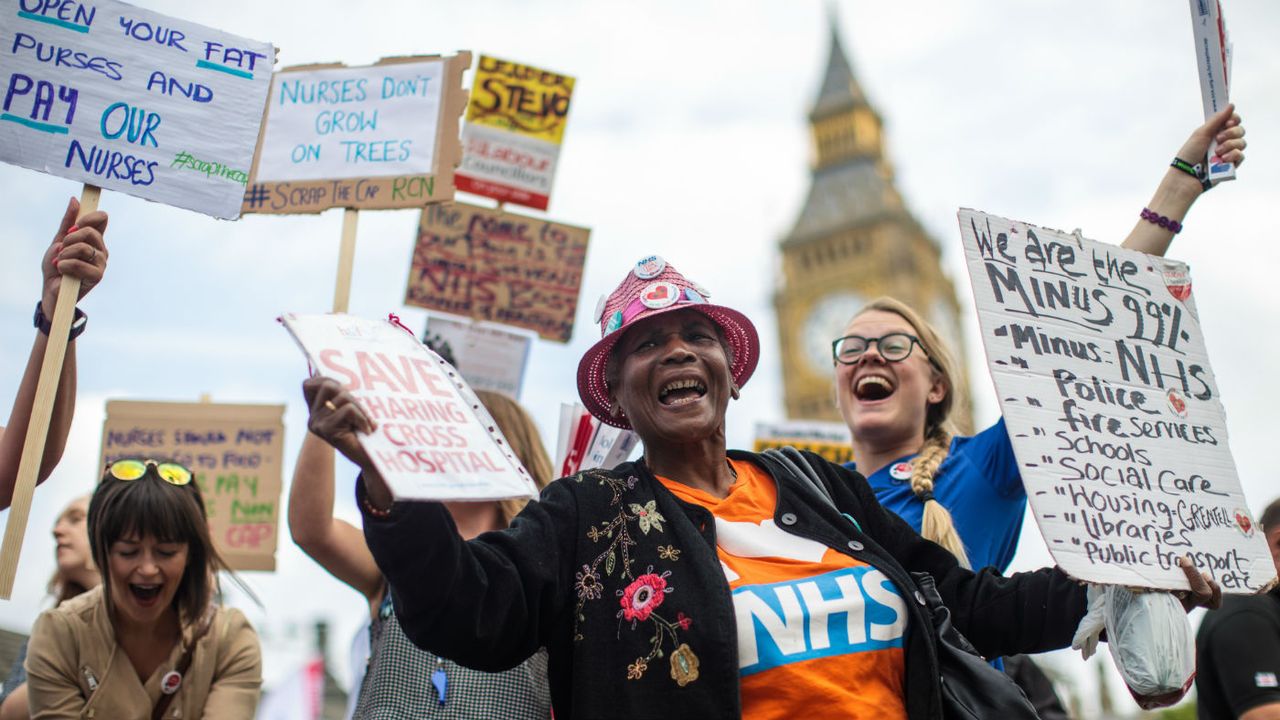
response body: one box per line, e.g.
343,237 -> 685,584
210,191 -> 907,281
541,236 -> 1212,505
733,566 -> 906,675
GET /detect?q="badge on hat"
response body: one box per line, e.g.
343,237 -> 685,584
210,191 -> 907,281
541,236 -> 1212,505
161,670 -> 183,695
593,294 -> 608,324
634,255 -> 667,280
692,282 -> 711,299
889,462 -> 914,481
640,282 -> 679,309
684,287 -> 706,304
605,310 -> 624,333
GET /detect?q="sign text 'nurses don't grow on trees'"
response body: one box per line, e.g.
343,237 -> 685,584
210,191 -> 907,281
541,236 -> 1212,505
281,313 -> 539,502
959,209 -> 1276,593
0,0 -> 273,218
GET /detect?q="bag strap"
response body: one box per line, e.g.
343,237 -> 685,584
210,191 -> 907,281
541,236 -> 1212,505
151,611 -> 215,720
763,446 -> 833,507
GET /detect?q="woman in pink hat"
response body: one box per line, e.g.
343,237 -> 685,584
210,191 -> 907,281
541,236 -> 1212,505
305,256 -> 1221,720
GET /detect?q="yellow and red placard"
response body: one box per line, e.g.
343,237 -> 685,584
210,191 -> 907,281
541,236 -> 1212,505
455,55 -> 575,211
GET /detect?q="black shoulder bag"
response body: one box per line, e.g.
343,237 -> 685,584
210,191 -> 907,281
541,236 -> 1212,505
763,447 -> 1042,720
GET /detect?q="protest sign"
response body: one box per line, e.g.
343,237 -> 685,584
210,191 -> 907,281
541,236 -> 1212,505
280,313 -> 539,502
555,403 -> 638,477
1188,0 -> 1235,185
455,55 -> 575,211
100,400 -> 285,572
405,202 -> 590,342
752,420 -> 853,465
959,209 -> 1275,593
0,0 -> 272,219
422,314 -> 533,399
241,54 -> 470,214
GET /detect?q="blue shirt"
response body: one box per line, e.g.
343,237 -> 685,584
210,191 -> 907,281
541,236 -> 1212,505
844,419 -> 1025,573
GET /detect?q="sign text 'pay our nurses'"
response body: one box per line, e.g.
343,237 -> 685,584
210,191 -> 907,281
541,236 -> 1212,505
0,0 -> 272,218
281,313 -> 537,502
959,209 -> 1275,593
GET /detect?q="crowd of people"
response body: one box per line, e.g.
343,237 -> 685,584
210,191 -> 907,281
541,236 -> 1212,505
0,102 -> 1273,720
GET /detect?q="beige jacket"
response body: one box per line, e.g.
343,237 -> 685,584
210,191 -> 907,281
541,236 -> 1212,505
25,586 -> 261,720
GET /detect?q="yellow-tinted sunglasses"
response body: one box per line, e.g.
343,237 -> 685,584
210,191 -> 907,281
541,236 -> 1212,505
105,459 -> 193,486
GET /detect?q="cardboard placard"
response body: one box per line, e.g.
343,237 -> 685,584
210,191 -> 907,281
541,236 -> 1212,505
404,201 -> 590,343
752,420 -> 853,466
100,400 -> 284,572
0,0 -> 273,219
555,403 -> 638,476
280,313 -> 538,502
959,209 -> 1275,593
1187,0 -> 1235,184
422,313 -> 533,399
241,53 -> 470,214
455,55 -> 575,211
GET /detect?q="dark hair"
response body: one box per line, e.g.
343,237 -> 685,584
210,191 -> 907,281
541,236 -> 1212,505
88,464 -> 230,623
1261,498 -> 1280,533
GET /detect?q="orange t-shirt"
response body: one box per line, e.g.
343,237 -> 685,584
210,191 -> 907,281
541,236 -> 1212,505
659,459 -> 908,720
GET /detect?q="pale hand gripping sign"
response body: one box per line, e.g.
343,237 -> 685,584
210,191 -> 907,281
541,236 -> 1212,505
281,313 -> 538,502
958,209 -> 1275,593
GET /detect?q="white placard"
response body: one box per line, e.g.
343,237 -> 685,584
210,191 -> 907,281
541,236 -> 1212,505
959,209 -> 1274,593
422,314 -> 532,399
254,61 -> 443,182
1188,0 -> 1235,184
280,313 -> 538,502
0,0 -> 272,219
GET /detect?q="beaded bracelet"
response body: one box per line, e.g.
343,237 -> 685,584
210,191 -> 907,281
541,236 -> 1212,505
1171,156 -> 1213,192
1141,208 -> 1182,234
357,481 -> 393,518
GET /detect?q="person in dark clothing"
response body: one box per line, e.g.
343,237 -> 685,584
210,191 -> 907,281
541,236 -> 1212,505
1197,498 -> 1280,720
306,257 -> 1222,720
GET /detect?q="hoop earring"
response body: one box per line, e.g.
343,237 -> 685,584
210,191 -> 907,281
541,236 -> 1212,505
730,383 -> 741,400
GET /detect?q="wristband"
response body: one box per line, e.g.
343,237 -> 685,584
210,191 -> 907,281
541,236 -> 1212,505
34,301 -> 87,341
1170,156 -> 1213,192
1140,208 -> 1182,235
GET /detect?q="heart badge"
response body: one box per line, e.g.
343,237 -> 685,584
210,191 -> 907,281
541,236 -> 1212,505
1234,509 -> 1255,538
1161,262 -> 1193,302
1166,389 -> 1188,418
640,282 -> 678,309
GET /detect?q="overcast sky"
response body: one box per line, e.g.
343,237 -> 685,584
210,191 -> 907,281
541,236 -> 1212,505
1,0 -> 1278,715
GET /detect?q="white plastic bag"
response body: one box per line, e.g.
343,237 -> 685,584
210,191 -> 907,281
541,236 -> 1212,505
1071,584 -> 1195,709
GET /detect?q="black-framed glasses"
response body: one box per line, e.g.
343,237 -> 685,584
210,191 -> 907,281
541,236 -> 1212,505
832,333 -> 923,365
104,459 -> 193,486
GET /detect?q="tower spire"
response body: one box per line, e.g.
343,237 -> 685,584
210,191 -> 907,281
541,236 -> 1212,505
810,7 -> 868,121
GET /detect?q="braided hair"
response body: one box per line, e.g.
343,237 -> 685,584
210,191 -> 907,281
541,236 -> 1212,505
853,297 -> 972,569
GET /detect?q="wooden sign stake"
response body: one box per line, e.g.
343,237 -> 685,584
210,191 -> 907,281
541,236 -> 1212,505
0,184 -> 100,598
333,208 -> 359,313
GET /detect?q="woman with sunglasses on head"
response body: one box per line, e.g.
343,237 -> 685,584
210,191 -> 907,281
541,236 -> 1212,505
305,256 -> 1221,720
290,387 -> 554,719
833,106 -> 1248,574
24,460 -> 262,719
0,496 -> 100,720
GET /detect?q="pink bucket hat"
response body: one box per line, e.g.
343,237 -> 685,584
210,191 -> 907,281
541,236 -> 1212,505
576,256 -> 760,429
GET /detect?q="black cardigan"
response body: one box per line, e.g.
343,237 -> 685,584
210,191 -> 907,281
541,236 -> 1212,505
360,449 -> 1087,720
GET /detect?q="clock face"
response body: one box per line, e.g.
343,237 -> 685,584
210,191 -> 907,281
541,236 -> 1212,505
800,291 -> 866,376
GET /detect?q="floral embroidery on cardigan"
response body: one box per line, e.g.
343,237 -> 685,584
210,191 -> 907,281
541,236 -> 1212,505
571,470 -> 699,685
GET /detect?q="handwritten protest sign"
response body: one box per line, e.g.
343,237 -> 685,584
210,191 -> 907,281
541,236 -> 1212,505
959,209 -> 1275,593
404,202 -> 590,342
100,400 -> 284,571
422,314 -> 533,399
752,420 -> 853,465
455,55 -> 574,211
0,0 -> 272,219
241,54 -> 469,214
280,313 -> 539,502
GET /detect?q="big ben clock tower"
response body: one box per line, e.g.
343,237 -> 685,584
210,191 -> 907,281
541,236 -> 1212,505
774,18 -> 973,433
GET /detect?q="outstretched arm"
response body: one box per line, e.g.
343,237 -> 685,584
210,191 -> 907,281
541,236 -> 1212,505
1121,104 -> 1246,257
0,197 -> 108,509
289,379 -> 383,604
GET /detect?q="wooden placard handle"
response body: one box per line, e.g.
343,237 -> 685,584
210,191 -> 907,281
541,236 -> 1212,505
0,184 -> 100,599
333,208 -> 359,313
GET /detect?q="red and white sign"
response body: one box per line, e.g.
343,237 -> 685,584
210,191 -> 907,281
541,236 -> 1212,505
280,313 -> 538,502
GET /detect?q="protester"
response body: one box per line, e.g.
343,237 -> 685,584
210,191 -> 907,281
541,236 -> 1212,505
291,385 -> 553,719
0,198 -> 109,509
25,460 -> 261,718
832,105 -> 1248,572
305,257 -> 1221,719
1195,498 -> 1280,720
0,496 -> 101,720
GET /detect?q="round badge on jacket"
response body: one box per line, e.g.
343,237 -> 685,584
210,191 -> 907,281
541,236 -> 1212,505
161,670 -> 183,695
889,462 -> 914,481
